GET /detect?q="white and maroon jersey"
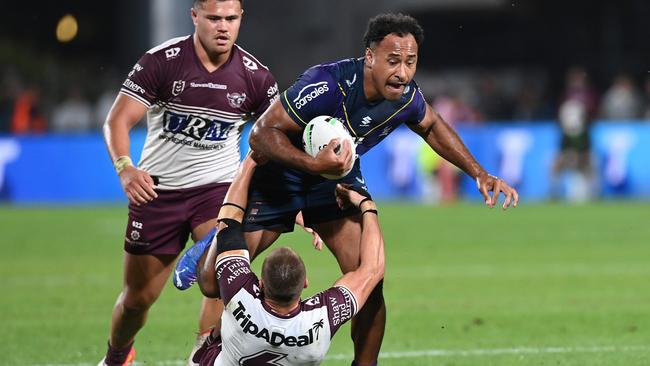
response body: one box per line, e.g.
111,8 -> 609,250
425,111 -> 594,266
213,251 -> 358,365
120,36 -> 278,189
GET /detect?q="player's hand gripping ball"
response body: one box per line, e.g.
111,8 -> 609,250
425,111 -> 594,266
302,115 -> 357,179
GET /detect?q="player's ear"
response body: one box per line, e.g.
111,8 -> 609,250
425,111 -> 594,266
365,48 -> 374,66
191,7 -> 199,26
304,277 -> 309,289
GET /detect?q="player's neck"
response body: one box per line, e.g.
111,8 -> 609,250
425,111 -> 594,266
264,298 -> 300,315
193,33 -> 231,72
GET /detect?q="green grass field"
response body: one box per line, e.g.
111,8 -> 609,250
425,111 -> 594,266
1,202 -> 649,365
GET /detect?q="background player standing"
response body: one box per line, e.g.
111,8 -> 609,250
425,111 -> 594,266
98,1 -> 278,365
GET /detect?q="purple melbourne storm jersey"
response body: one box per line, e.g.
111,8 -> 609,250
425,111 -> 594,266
279,57 -> 426,156
211,250 -> 358,365
120,36 -> 278,189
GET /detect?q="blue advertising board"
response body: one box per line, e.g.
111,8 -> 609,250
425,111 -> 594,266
1,121 -> 649,204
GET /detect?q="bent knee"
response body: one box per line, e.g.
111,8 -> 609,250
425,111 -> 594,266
119,290 -> 159,313
369,280 -> 385,302
198,276 -> 220,298
372,279 -> 384,293
357,280 -> 384,309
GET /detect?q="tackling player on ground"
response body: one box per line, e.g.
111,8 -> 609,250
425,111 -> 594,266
190,154 -> 384,365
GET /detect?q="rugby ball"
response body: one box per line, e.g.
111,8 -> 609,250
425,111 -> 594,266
302,115 -> 356,179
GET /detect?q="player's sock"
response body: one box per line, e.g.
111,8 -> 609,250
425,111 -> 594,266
173,227 -> 217,290
99,340 -> 135,366
351,362 -> 377,366
187,330 -> 211,366
191,330 -> 222,364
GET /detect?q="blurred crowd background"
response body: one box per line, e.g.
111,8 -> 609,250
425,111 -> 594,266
1,0 -> 649,203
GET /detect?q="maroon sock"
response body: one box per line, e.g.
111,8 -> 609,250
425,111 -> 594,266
104,340 -> 134,366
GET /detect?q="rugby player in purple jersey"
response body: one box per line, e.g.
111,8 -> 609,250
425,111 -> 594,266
243,13 -> 519,366
175,12 -> 518,366
99,1 -> 284,365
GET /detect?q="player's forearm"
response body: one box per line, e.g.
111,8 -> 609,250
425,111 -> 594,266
335,214 -> 384,308
103,119 -> 131,161
219,155 -> 256,222
249,125 -> 317,174
332,197 -> 384,306
103,94 -> 148,162
428,120 -> 485,179
358,208 -> 385,281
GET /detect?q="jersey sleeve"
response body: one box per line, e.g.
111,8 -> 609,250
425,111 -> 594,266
406,85 -> 427,125
312,285 -> 358,337
279,65 -> 341,127
119,52 -> 162,108
215,250 -> 259,305
251,72 -> 279,118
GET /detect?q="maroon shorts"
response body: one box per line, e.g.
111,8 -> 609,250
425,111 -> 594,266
193,333 -> 222,366
124,182 -> 230,255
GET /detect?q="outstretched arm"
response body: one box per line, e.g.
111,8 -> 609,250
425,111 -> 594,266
409,104 -> 519,209
197,154 -> 257,297
249,100 -> 353,177
333,185 -> 385,310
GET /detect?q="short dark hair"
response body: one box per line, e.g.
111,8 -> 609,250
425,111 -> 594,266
193,0 -> 243,9
363,13 -> 424,49
261,247 -> 306,305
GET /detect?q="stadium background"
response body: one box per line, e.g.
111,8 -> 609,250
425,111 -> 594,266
1,0 -> 649,365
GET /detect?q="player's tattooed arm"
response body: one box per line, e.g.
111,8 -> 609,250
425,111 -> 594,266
410,104 -> 518,209
409,104 -> 485,178
249,101 -> 353,176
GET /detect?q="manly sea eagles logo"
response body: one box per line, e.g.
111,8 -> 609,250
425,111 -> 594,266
227,92 -> 247,108
172,80 -> 185,96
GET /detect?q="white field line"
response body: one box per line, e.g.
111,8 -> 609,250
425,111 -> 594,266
31,344 -> 650,366
327,344 -> 650,359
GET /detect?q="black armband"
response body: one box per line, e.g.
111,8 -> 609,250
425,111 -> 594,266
222,202 -> 246,213
361,209 -> 378,216
215,219 -> 248,255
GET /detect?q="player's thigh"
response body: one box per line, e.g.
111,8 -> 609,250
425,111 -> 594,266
243,161 -> 306,234
301,159 -> 366,228
188,183 -> 230,242
125,190 -> 193,256
192,218 -> 219,242
244,229 -> 282,261
122,253 -> 177,308
312,215 -> 363,273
